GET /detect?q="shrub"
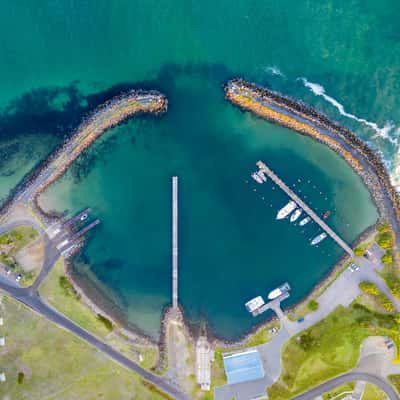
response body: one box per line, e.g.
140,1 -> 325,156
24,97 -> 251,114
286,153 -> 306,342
354,247 -> 365,256
378,223 -> 390,234
17,372 -> 24,384
380,296 -> 395,313
359,281 -> 395,313
97,314 -> 113,331
382,251 -> 394,265
376,231 -> 393,250
385,273 -> 400,298
59,276 -> 78,298
307,300 -> 319,311
359,281 -> 379,296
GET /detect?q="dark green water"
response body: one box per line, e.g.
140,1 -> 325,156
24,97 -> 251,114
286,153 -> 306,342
1,0 -> 399,338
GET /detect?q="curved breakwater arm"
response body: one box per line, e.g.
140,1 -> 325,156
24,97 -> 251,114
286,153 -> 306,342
225,78 -> 400,248
12,91 -> 167,206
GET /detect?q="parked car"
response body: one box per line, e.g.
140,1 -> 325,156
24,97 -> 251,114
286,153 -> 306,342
297,317 -> 305,323
348,263 -> 360,272
15,274 -> 22,283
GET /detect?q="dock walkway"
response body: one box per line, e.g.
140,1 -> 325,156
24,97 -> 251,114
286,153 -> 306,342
172,176 -> 178,309
257,160 -> 354,256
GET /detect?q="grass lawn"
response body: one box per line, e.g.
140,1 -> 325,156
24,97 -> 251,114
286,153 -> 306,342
268,303 -> 400,400
38,258 -> 158,371
0,226 -> 38,250
0,295 -> 167,400
389,375 -> 400,394
0,226 -> 39,286
361,383 -> 387,400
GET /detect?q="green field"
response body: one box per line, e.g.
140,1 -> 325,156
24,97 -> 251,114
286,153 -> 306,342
38,258 -> 158,370
361,383 -> 387,400
268,302 -> 400,400
0,295 -> 167,400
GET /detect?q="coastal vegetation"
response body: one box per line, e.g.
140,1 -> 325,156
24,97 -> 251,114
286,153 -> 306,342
321,382 -> 354,399
361,383 -> 387,400
0,226 -> 39,286
354,246 -> 366,256
376,223 -> 394,250
0,295 -> 167,399
307,300 -> 319,311
267,302 -> 400,400
59,275 -> 79,298
359,281 -> 395,312
97,313 -> 113,331
382,250 -> 394,264
388,375 -> 400,393
383,273 -> 400,299
39,258 -> 158,370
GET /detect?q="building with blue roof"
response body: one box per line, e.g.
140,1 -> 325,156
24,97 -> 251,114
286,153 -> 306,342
222,349 -> 265,385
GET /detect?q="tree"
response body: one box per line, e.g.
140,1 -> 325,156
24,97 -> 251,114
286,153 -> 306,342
376,231 -> 393,250
382,251 -> 394,265
17,372 -> 24,384
307,300 -> 319,311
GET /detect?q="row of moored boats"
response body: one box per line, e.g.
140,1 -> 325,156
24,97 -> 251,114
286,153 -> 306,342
276,200 -> 327,245
251,170 -> 327,246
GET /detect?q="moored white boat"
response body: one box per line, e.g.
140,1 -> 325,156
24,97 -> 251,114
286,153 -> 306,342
290,209 -> 302,222
276,201 -> 297,220
311,232 -> 327,245
299,216 -> 311,226
251,172 -> 263,184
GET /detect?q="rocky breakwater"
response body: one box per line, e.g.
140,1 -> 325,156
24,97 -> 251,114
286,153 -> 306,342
3,90 -> 167,214
225,79 -> 400,248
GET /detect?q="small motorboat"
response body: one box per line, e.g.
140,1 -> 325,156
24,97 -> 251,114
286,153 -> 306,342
322,211 -> 330,219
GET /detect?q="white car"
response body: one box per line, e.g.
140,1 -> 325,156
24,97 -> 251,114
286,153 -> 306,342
348,263 -> 360,272
15,274 -> 22,282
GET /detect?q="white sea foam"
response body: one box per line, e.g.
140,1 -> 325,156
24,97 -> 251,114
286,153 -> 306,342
264,66 -> 284,77
298,77 -> 400,191
299,77 -> 397,144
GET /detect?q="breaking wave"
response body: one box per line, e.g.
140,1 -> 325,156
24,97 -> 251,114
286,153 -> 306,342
299,78 -> 397,145
264,66 -> 284,77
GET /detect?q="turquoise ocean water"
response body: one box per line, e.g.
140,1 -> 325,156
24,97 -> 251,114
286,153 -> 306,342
0,1 -> 399,339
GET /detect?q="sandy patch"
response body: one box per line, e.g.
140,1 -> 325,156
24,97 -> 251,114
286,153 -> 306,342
15,238 -> 44,272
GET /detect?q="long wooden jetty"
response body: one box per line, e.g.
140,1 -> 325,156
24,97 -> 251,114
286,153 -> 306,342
172,176 -> 179,309
257,160 -> 354,256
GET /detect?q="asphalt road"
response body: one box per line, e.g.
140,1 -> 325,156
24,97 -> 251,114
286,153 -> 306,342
1,225 -> 399,400
291,372 -> 399,400
0,221 -> 190,400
